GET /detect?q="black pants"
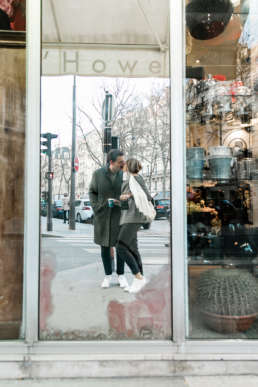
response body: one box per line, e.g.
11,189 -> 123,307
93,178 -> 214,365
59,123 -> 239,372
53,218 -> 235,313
0,9 -> 11,30
117,223 -> 143,275
63,210 -> 69,223
101,246 -> 124,276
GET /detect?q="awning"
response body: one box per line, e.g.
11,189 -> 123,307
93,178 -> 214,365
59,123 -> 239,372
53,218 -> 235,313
42,0 -> 170,77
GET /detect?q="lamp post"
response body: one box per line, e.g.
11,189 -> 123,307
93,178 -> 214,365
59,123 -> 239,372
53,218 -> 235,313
103,90 -> 114,164
69,75 -> 77,230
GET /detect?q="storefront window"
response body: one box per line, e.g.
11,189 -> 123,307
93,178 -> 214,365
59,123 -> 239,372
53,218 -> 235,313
0,1 -> 26,339
40,0 -> 171,340
186,0 -> 258,338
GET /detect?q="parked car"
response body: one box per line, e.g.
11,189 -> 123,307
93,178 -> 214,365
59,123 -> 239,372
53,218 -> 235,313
52,200 -> 64,219
40,200 -> 47,217
75,199 -> 94,223
154,199 -> 170,219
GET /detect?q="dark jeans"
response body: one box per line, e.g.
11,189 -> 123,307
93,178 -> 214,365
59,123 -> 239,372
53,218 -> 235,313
117,223 -> 143,275
64,210 -> 69,223
101,246 -> 124,276
0,9 -> 11,30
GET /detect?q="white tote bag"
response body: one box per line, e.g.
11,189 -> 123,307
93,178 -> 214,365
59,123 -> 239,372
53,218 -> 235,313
129,175 -> 156,222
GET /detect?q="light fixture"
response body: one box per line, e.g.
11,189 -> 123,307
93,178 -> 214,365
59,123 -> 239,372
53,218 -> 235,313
186,0 -> 234,40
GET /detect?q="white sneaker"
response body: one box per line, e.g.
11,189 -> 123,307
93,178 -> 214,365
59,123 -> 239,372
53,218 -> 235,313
101,276 -> 111,288
129,277 -> 146,294
118,275 -> 129,289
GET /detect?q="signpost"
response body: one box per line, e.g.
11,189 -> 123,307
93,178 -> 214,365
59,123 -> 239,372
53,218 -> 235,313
69,75 -> 77,230
74,156 -> 79,172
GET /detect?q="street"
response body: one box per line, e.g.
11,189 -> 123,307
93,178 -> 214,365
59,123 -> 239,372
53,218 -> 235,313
41,217 -> 170,272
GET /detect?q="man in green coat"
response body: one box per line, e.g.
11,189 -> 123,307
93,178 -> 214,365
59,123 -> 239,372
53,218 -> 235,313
89,149 -> 128,289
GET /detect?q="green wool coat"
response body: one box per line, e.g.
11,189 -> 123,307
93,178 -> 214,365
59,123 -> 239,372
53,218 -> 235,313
89,166 -> 123,247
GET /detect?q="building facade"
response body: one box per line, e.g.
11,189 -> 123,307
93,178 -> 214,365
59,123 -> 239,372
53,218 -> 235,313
2,0 -> 258,380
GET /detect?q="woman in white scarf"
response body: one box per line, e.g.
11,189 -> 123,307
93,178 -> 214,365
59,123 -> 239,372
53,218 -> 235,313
117,158 -> 156,293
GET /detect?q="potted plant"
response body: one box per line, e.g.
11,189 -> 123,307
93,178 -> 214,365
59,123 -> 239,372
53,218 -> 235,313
197,267 -> 258,333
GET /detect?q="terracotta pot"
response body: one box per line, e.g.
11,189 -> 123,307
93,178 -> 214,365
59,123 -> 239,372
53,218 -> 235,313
201,311 -> 258,333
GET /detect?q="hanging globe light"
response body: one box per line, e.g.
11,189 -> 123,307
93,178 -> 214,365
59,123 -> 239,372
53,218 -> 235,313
186,0 -> 234,40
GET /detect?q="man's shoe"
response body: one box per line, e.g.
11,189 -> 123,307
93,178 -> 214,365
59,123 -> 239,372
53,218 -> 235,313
129,277 -> 146,293
118,275 -> 129,289
101,276 -> 111,288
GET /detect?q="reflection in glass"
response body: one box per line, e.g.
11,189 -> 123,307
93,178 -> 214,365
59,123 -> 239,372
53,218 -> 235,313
40,0 -> 171,340
186,0 -> 258,338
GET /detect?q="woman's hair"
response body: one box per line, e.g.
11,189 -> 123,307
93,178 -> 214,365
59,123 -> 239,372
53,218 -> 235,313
126,158 -> 142,174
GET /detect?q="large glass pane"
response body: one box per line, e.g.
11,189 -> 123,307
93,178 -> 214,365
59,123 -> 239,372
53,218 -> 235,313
0,1 -> 26,339
40,0 -> 171,340
186,0 -> 258,338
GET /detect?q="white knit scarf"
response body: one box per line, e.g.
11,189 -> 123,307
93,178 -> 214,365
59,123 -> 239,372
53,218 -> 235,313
128,174 -> 156,222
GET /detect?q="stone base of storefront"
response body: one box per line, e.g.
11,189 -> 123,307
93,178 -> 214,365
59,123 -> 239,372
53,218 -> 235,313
1,346 -> 258,379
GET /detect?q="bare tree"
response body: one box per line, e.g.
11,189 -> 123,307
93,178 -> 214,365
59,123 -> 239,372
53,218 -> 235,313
76,79 -> 141,166
143,86 -> 170,196
75,79 -> 170,196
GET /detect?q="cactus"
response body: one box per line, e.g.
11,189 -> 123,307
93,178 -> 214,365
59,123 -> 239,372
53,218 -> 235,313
197,268 -> 258,316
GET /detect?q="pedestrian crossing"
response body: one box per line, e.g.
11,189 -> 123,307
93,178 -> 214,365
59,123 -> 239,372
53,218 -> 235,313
52,235 -> 170,265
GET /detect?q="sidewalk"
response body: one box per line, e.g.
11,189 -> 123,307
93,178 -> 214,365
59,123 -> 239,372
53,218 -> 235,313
0,376 -> 257,386
41,217 -> 93,238
40,217 -> 170,340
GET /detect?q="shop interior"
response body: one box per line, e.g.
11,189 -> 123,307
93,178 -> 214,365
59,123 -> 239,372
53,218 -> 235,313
186,0 -> 258,338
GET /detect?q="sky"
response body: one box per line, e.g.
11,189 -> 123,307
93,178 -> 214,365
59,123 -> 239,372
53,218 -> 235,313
41,76 -> 169,148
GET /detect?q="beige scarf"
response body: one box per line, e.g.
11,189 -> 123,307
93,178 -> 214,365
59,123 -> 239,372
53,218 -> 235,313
128,174 -> 156,222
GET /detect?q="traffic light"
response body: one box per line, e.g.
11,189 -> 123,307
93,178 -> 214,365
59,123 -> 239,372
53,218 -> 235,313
111,136 -> 119,150
41,133 -> 58,157
45,171 -> 54,180
41,135 -> 50,156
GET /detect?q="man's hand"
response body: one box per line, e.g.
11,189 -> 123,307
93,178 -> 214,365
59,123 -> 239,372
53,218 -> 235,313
113,199 -> 121,206
120,194 -> 131,201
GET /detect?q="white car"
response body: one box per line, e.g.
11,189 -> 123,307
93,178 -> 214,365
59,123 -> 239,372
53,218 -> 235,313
75,199 -> 94,223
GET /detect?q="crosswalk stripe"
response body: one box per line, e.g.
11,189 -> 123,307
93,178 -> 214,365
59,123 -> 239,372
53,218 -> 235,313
83,248 -> 169,254
143,259 -> 169,265
54,239 -> 168,245
56,241 -> 168,246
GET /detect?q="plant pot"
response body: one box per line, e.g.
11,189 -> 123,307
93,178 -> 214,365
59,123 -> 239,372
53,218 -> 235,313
201,311 -> 258,333
208,146 -> 233,180
197,268 -> 258,333
187,147 -> 205,180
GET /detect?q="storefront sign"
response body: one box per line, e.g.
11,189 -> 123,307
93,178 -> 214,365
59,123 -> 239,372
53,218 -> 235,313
42,48 -> 169,78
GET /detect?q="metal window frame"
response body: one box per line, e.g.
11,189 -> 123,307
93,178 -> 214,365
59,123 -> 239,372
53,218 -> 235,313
23,0 -> 41,345
0,0 -> 258,365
